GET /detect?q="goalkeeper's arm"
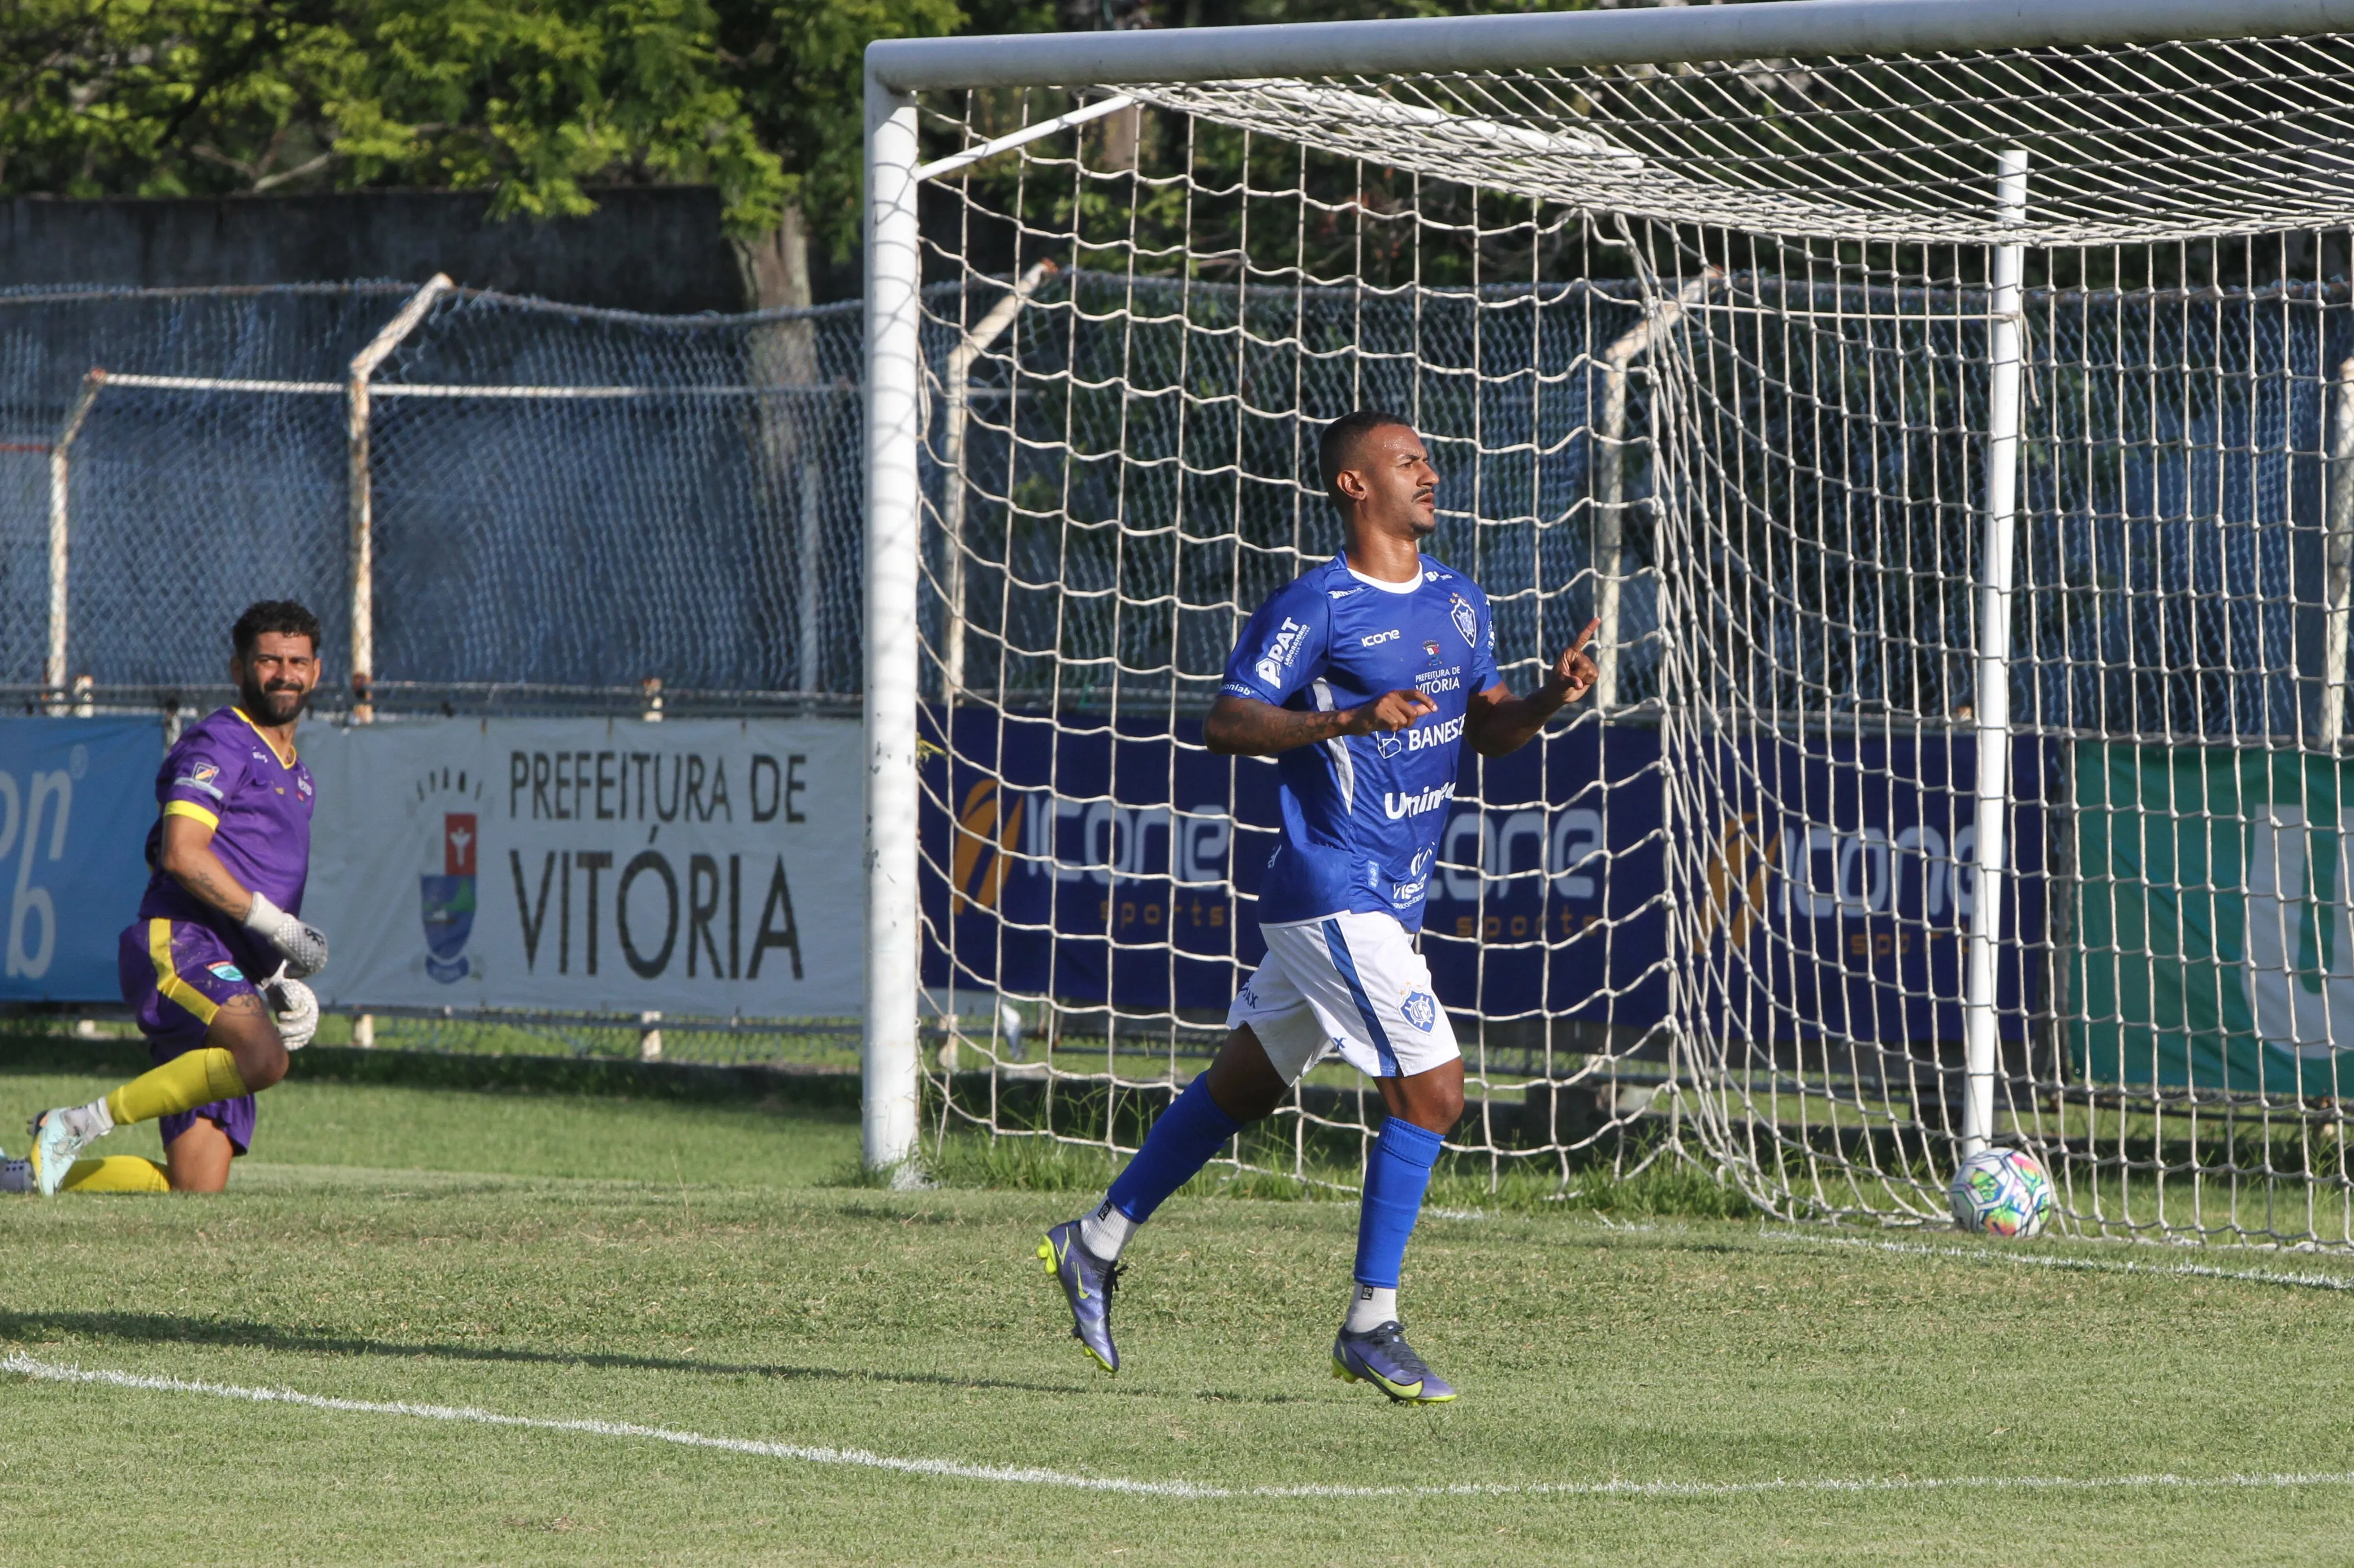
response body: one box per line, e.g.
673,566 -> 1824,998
157,814 -> 330,977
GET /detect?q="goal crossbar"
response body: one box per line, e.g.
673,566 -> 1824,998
868,0 -> 2354,90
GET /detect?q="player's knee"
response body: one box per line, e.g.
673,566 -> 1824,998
246,1039 -> 290,1090
1397,1066 -> 1464,1133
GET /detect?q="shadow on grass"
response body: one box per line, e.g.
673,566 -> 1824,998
0,1311 -> 1317,1405
894,1132 -> 1759,1222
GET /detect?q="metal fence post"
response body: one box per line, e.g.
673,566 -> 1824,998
2322,356 -> 2354,748
45,370 -> 106,709
347,274 -> 453,722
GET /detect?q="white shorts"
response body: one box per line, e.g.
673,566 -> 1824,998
1225,909 -> 1462,1085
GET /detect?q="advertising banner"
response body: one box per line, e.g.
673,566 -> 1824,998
0,717 -> 162,1002
302,717 -> 862,1016
1693,731 -> 2049,1044
2074,742 -> 2354,1097
922,710 -> 2042,1042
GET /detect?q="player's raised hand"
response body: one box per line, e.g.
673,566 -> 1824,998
245,891 -> 329,978
1551,618 -> 1602,704
1347,688 -> 1440,735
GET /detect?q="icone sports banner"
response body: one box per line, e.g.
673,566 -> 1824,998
921,709 -> 2045,1041
1693,730 -> 2050,1043
0,717 -> 163,1002
301,717 -> 863,1016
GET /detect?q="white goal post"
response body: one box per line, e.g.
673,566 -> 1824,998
863,0 -> 2354,1244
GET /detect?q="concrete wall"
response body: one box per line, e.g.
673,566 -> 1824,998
0,188 -> 764,315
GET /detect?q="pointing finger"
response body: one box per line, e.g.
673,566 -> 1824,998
1573,617 -> 1601,654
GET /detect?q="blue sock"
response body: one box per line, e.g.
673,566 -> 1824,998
1103,1073 -> 1243,1225
1353,1116 -> 1444,1290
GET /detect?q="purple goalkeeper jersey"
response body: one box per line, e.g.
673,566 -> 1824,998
137,705 -> 317,976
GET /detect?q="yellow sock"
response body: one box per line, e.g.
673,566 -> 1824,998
104,1049 -> 248,1127
61,1156 -> 171,1194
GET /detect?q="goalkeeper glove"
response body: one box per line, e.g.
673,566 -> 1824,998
244,891 -> 328,978
263,967 -> 319,1050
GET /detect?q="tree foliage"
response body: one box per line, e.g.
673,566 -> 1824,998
0,0 -> 949,242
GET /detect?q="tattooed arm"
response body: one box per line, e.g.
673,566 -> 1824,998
158,813 -> 258,920
1204,689 -> 1439,757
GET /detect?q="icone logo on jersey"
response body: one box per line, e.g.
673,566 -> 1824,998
1360,628 -> 1400,647
1254,616 -> 1310,687
1383,781 -> 1455,820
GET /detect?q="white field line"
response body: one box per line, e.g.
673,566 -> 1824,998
1761,1230 -> 2354,1293
9,1351 -> 2354,1502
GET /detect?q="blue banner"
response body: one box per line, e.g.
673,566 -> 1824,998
921,711 -> 2047,1040
1693,732 -> 2050,1044
0,717 -> 162,1002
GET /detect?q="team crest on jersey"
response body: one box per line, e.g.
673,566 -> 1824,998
207,961 -> 245,983
1400,991 -> 1438,1033
1448,593 -> 1477,648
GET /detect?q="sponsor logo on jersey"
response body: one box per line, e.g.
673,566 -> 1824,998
1329,586 -> 1362,600
206,961 -> 245,983
1400,991 -> 1438,1033
1405,714 -> 1465,752
1383,781 -> 1455,820
1423,639 -> 1442,662
1255,616 -> 1311,687
1360,628 -> 1400,647
192,763 -> 219,787
296,774 -> 314,799
1449,592 -> 1478,648
174,769 -> 225,800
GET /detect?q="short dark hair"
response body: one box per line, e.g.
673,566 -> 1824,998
232,600 -> 322,659
1317,409 -> 1414,505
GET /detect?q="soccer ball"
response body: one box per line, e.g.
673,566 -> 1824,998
1948,1148 -> 2054,1238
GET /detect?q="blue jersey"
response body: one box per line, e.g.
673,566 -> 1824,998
1222,553 -> 1500,932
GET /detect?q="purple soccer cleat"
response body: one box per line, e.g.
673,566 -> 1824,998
1038,1219 -> 1123,1373
1332,1320 -> 1457,1404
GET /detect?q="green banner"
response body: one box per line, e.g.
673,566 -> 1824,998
2074,742 -> 2354,1097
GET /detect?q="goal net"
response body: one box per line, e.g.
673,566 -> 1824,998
870,10 -> 2354,1245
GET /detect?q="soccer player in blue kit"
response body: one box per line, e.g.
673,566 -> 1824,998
1041,410 -> 1599,1402
11,602 -> 329,1196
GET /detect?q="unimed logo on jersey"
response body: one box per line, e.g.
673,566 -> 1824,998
1383,781 -> 1455,820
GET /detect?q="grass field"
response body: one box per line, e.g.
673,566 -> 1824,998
4,1052 -> 2353,1564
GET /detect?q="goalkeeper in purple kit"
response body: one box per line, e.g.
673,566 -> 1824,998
1040,411 -> 1599,1402
7,602 -> 329,1196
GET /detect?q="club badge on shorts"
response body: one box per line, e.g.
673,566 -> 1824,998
1401,990 -> 1439,1032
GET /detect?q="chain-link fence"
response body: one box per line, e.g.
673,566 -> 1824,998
0,281 -> 872,1070
1,281 -> 867,711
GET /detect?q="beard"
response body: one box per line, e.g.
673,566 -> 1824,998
240,677 -> 310,726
